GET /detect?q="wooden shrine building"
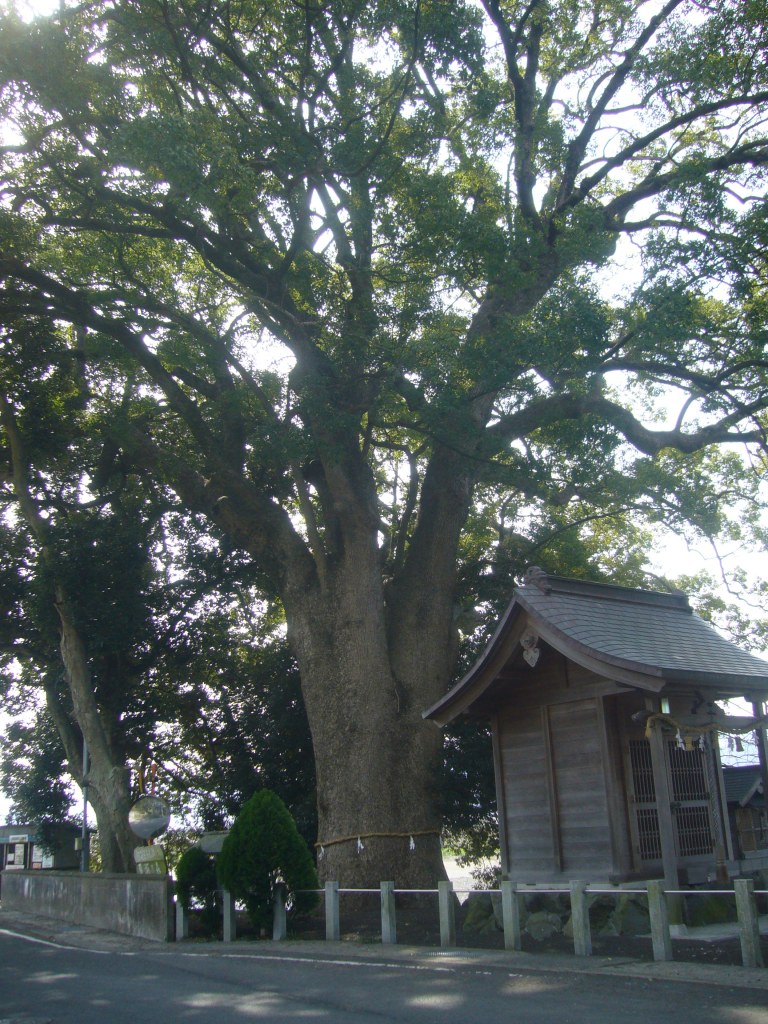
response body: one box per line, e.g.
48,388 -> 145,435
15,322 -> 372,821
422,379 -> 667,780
424,569 -> 768,887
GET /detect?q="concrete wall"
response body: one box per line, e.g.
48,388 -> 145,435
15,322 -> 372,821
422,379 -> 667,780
0,870 -> 173,942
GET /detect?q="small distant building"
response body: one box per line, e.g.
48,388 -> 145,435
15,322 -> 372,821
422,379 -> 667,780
0,822 -> 82,875
722,765 -> 768,860
424,570 -> 768,887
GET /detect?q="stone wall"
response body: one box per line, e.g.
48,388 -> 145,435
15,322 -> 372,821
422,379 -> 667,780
0,870 -> 173,942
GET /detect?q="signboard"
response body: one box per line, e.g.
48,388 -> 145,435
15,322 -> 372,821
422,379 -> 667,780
128,795 -> 171,840
29,844 -> 54,870
133,844 -> 168,875
5,843 -> 25,869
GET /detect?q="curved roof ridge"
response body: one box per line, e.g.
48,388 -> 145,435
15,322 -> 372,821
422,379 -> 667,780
530,572 -> 691,610
423,570 -> 768,725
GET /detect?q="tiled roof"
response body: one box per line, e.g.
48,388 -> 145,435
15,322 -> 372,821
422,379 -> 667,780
0,823 -> 40,842
424,571 -> 768,724
515,575 -> 768,685
722,765 -> 763,806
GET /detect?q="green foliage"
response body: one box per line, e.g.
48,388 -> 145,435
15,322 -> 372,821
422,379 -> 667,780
217,789 -> 318,930
157,827 -> 198,876
175,845 -> 218,907
439,719 -> 498,864
160,625 -> 317,844
0,710 -> 73,828
1,0 -> 767,884
2,0 -> 765,602
175,845 -> 220,935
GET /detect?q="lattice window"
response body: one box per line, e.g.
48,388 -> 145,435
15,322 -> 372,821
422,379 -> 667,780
629,739 -> 656,803
667,743 -> 708,801
628,737 -> 716,862
635,807 -> 662,861
676,805 -> 713,857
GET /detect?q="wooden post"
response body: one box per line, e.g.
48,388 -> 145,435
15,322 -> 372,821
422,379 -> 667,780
647,880 -> 673,962
175,899 -> 189,941
501,880 -> 523,951
752,701 -> 768,828
222,889 -> 236,942
325,881 -> 340,941
735,878 -> 764,968
438,880 -> 456,947
272,883 -> 287,941
645,702 -> 679,891
702,733 -> 729,882
380,881 -> 397,944
542,707 -> 563,873
569,880 -> 592,956
491,718 -> 511,877
711,731 -> 735,864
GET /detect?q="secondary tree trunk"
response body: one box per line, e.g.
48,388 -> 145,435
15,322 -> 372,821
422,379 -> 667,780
43,679 -> 137,874
1,396 -> 139,874
54,587 -> 140,874
84,766 -> 137,874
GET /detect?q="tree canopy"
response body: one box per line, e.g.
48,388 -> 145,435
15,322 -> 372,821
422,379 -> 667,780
1,0 -> 766,885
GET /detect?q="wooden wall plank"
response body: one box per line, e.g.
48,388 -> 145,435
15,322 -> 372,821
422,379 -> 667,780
497,704 -> 555,877
549,699 -> 612,874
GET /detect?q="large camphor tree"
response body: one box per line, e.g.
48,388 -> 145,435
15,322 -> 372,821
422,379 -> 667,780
1,0 -> 767,885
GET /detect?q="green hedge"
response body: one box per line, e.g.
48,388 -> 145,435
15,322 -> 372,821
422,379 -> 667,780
218,789 -> 318,930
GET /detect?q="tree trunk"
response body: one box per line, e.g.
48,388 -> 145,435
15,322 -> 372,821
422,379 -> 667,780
43,679 -> 137,874
85,766 -> 137,874
254,435 -> 477,889
285,546 -> 456,888
291,625 -> 448,886
55,587 -> 139,874
1,396 -> 139,874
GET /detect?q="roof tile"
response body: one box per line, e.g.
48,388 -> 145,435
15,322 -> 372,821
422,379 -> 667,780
516,576 -> 768,683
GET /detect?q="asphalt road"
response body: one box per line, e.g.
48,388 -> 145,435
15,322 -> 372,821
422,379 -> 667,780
1,927 -> 768,1024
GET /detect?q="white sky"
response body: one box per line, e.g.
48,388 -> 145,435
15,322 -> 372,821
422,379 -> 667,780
13,0 -> 58,17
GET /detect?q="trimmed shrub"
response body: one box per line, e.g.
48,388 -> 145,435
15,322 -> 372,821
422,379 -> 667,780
218,789 -> 319,931
175,845 -> 220,935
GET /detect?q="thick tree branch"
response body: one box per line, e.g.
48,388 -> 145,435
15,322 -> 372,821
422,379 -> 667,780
483,0 -> 546,224
112,418 -> 318,598
568,114 -> 768,220
487,392 -> 768,456
556,0 -> 685,209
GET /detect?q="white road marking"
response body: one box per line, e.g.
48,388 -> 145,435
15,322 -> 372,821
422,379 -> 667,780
0,928 -> 112,953
0,928 -> 521,979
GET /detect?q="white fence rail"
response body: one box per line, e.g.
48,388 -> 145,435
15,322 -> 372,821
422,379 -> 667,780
176,878 -> 767,968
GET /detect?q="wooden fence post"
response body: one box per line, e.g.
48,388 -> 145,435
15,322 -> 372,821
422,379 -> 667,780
175,899 -> 189,941
325,881 -> 340,941
438,880 -> 456,947
273,883 -> 287,941
501,881 -> 523,951
735,878 -> 764,968
380,881 -> 397,944
647,880 -> 673,962
569,880 -> 592,957
222,889 -> 236,942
